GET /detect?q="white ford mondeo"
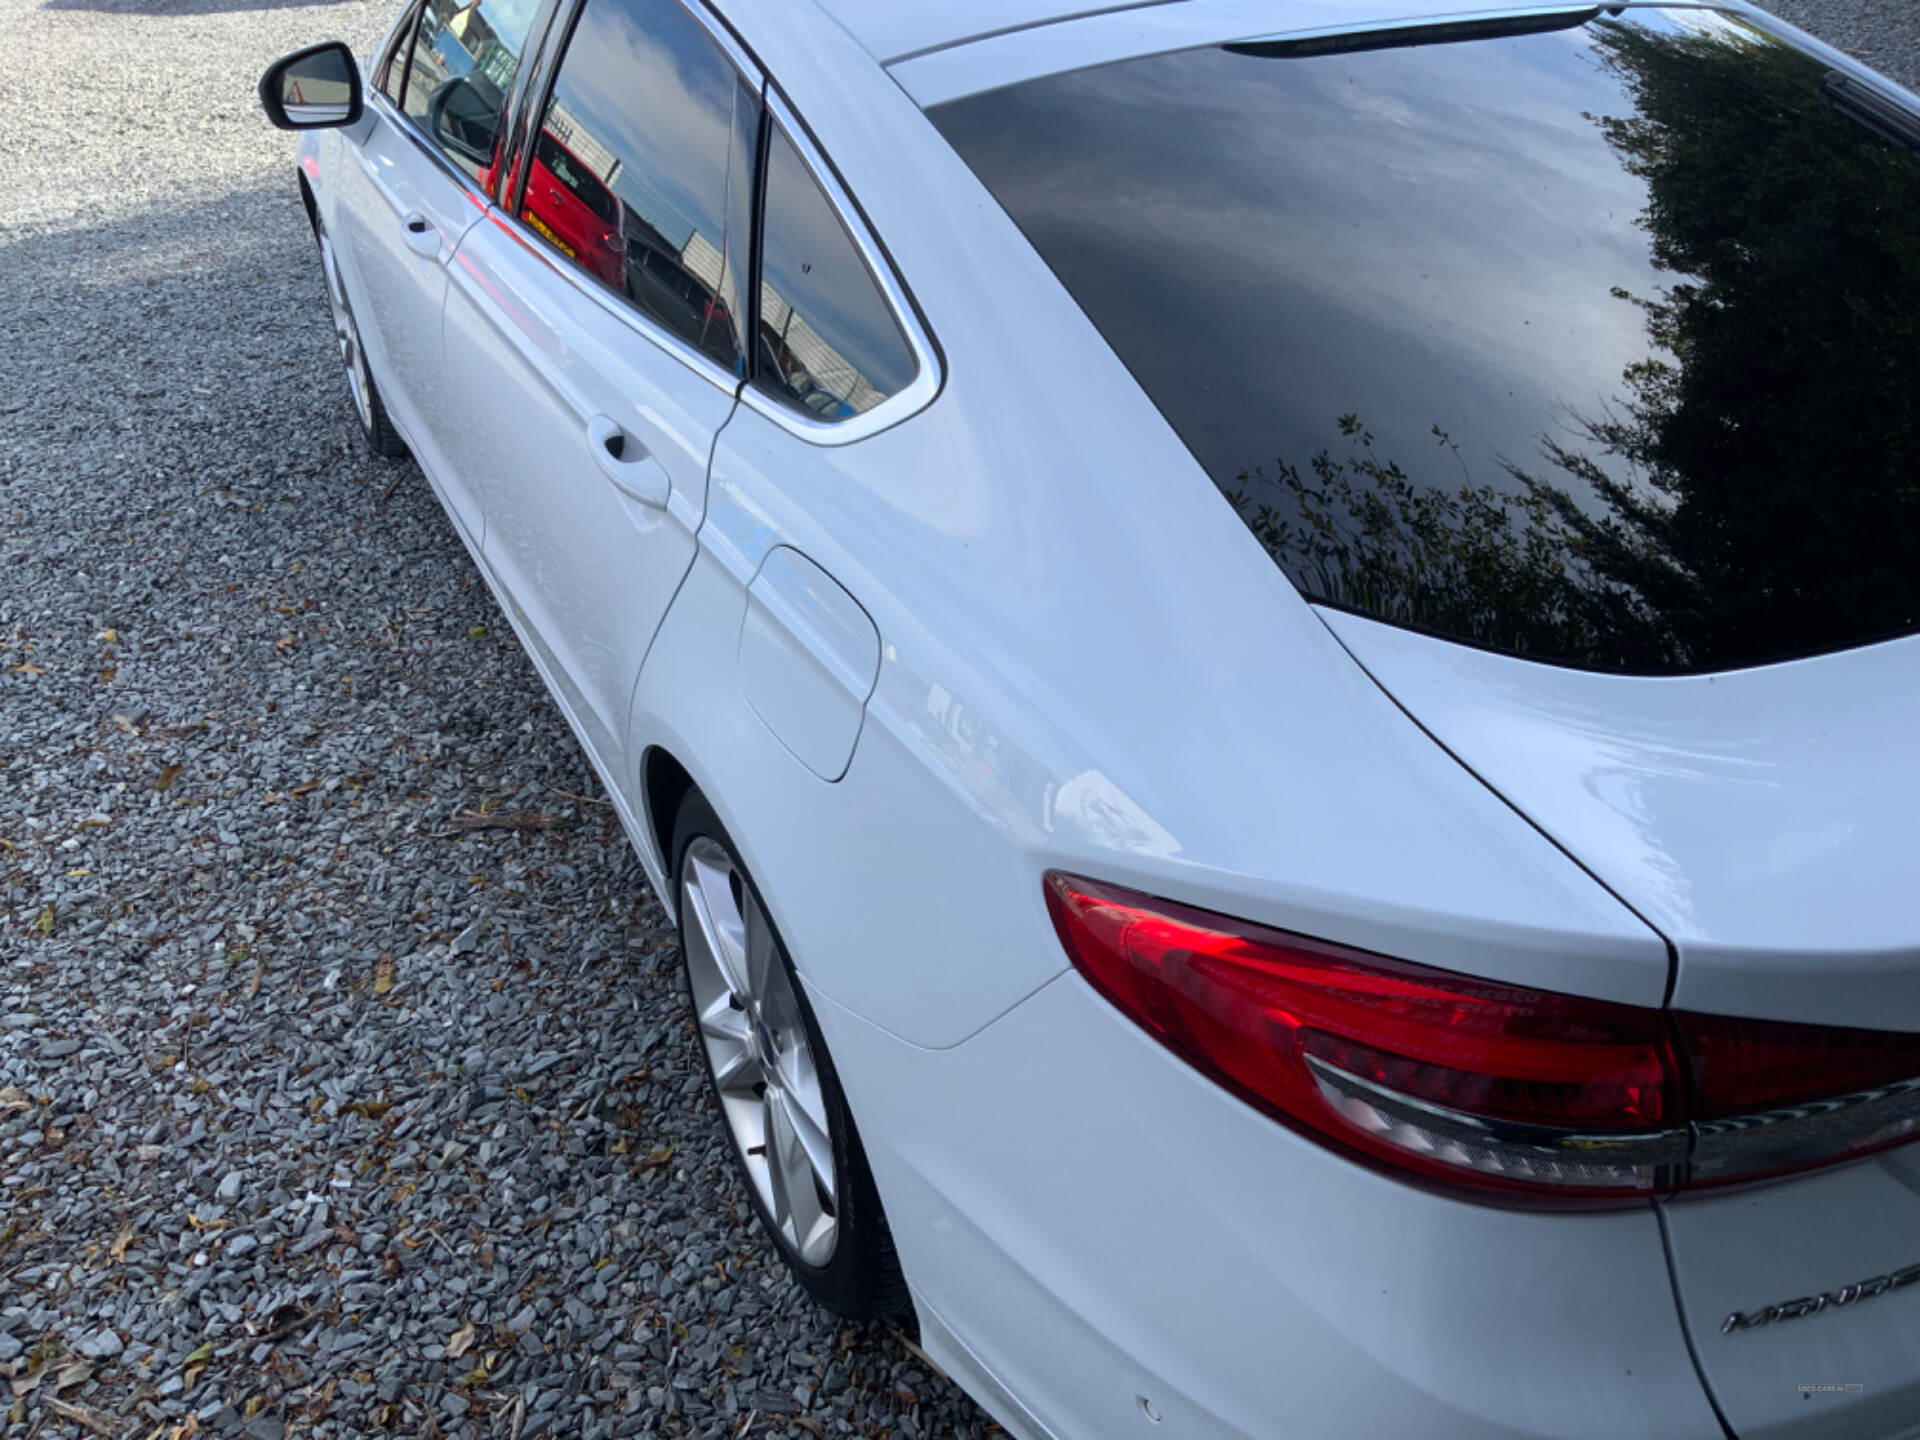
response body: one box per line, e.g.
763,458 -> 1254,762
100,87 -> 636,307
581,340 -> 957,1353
260,1 -> 1920,1434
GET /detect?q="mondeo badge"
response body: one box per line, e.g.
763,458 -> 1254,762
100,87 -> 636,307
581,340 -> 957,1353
1722,1262 -> 1920,1334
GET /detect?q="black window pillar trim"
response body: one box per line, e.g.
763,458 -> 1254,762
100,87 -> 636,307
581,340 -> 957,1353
386,0 -> 425,109
744,86 -> 773,395
494,0 -> 573,207
503,0 -> 589,220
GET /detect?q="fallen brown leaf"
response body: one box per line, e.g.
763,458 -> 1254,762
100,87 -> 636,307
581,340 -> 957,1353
45,1397 -> 119,1436
154,763 -> 182,793
442,809 -> 559,834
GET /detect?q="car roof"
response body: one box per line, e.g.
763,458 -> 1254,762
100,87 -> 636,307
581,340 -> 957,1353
804,0 -> 1179,64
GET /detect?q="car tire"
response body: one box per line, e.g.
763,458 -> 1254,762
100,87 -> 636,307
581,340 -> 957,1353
672,789 -> 909,1320
310,209 -> 408,460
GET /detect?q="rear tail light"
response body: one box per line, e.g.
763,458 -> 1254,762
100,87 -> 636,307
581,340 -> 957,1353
1045,873 -> 1920,1205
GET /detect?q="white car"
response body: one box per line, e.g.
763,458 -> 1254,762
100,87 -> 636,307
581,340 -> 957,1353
259,1 -> 1920,1435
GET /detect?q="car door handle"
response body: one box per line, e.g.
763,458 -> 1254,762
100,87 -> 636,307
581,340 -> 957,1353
587,415 -> 670,509
400,211 -> 441,259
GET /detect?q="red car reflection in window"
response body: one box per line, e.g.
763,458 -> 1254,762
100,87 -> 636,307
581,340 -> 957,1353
520,130 -> 625,289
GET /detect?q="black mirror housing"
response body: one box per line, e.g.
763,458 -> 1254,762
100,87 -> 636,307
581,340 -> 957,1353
259,41 -> 363,131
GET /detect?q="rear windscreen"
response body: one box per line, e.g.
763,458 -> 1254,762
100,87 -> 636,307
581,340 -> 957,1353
929,9 -> 1920,673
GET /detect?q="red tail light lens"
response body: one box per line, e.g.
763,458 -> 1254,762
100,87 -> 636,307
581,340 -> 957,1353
1675,1011 -> 1920,1186
1045,873 -> 1920,1205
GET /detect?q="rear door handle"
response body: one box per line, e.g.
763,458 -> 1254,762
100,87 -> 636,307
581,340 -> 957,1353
587,415 -> 670,509
401,211 -> 441,259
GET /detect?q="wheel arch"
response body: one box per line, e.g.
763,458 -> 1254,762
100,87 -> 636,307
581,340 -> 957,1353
297,168 -> 319,231
642,744 -> 697,884
628,543 -> 1068,1049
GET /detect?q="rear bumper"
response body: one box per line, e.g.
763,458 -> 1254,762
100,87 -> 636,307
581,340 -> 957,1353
1662,1154 -> 1920,1440
811,970 -> 1725,1440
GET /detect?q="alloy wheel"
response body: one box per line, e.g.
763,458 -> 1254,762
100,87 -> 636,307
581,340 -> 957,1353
314,220 -> 376,435
680,837 -> 839,1266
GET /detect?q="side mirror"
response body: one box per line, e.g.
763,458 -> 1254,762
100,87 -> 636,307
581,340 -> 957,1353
426,74 -> 505,168
258,41 -> 362,130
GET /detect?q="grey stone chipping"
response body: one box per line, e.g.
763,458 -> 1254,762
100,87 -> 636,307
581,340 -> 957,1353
1763,0 -> 1920,89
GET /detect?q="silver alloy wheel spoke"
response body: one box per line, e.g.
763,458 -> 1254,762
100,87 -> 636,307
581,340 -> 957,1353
680,837 -> 838,1268
687,848 -> 751,996
766,1086 -> 836,1265
744,892 -> 778,1003
764,1089 -> 796,1235
774,1069 -> 836,1213
700,990 -> 759,1093
316,223 -> 374,432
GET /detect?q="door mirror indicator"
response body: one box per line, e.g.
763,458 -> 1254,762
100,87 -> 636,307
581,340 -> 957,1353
259,41 -> 362,130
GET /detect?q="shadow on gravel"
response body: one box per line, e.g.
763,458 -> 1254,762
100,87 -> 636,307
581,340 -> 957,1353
43,0 -> 356,13
0,182 -> 323,444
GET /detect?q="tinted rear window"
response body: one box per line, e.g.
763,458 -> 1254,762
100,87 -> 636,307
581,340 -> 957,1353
929,9 -> 1920,673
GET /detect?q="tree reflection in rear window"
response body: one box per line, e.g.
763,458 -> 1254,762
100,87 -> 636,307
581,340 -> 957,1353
928,9 -> 1920,673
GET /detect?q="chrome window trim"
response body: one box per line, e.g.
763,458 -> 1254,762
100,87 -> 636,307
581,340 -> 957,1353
681,0 -> 760,87
740,88 -> 943,447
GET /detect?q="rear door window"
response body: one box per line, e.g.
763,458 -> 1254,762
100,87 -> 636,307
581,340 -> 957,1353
752,120 -> 918,421
518,0 -> 759,374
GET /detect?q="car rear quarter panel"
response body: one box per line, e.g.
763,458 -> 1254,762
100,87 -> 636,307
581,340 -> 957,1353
633,0 -> 1671,1056
804,971 -> 1725,1440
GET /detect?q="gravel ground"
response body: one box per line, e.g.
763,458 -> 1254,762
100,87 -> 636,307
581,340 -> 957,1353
1764,0 -> 1920,89
1,0 -> 1916,1438
0,1 -> 993,1438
